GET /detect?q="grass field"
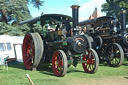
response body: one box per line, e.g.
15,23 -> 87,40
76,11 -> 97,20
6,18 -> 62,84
0,60 -> 128,85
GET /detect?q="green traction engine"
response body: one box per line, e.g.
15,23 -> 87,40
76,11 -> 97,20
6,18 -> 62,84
20,5 -> 99,77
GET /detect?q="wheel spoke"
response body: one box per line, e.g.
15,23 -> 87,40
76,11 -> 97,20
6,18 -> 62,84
22,33 -> 44,70
89,51 -> 91,58
27,36 -> 32,42
108,50 -> 112,55
26,56 -> 33,63
52,50 -> 67,77
111,46 -> 114,53
28,61 -> 32,67
82,49 -> 99,73
115,57 -> 119,63
30,45 -> 35,50
106,43 -> 124,67
92,59 -> 95,65
26,41 -> 31,46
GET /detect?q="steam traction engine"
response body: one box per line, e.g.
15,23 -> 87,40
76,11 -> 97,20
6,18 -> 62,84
116,10 -> 128,61
20,5 -> 99,77
78,15 -> 125,67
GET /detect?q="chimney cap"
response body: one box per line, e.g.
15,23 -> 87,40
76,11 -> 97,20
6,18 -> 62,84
120,10 -> 126,13
71,5 -> 80,9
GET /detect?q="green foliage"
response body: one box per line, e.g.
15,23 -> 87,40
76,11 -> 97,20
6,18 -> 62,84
0,0 -> 44,22
0,0 -> 44,36
9,25 -> 30,36
101,0 -> 128,22
0,0 -> 31,23
33,23 -> 43,33
0,22 -> 12,35
28,0 -> 44,9
0,22 -> 30,36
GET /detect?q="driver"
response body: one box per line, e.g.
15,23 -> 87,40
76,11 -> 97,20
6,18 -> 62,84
55,23 -> 60,31
62,18 -> 71,38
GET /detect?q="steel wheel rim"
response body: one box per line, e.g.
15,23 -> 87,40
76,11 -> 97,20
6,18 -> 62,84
106,44 -> 121,66
82,49 -> 96,73
84,35 -> 93,48
23,34 -> 35,69
52,51 -> 64,76
94,36 -> 103,49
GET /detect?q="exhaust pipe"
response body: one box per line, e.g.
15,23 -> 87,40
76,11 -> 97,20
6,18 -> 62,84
120,10 -> 126,33
71,5 -> 80,36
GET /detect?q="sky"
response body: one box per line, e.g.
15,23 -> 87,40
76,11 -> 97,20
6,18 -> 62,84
28,0 -> 106,21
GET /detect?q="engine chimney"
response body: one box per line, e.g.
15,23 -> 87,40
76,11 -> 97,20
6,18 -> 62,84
120,10 -> 126,33
71,5 -> 80,36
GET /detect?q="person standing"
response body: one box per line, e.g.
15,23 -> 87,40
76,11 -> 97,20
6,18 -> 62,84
65,18 -> 71,37
115,19 -> 121,34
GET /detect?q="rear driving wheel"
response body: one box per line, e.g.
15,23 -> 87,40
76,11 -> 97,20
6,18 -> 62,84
52,50 -> 68,77
84,35 -> 94,48
106,43 -> 124,67
22,33 -> 44,69
94,36 -> 103,50
82,48 -> 99,73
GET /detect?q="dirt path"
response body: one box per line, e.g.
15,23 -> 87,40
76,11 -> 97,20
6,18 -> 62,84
86,76 -> 128,85
69,76 -> 128,85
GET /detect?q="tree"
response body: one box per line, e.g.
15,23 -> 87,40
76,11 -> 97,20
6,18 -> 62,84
0,0 -> 44,36
0,0 -> 44,24
27,0 -> 44,9
101,0 -> 128,22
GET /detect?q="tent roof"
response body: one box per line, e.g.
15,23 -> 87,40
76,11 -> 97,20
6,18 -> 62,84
89,8 -> 102,19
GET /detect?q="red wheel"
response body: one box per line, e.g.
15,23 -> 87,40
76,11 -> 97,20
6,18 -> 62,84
22,33 -> 44,69
52,50 -> 67,77
82,48 -> 99,73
